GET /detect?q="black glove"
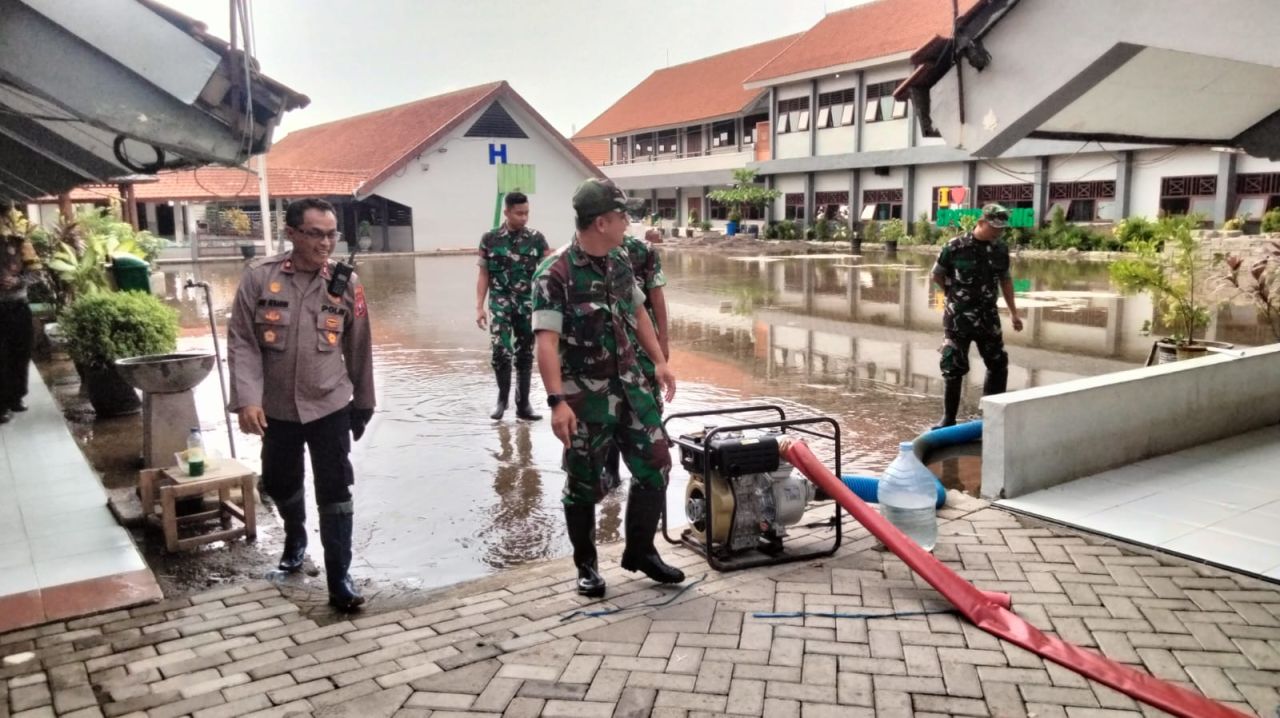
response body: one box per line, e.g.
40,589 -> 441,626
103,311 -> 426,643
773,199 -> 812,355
349,403 -> 374,441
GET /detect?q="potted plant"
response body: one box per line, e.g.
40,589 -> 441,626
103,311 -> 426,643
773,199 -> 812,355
1220,239 -> 1280,341
59,290 -> 179,416
708,168 -> 781,240
688,209 -> 700,238
46,210 -> 148,303
726,208 -> 743,237
1110,214 -> 1212,362
221,207 -> 255,258
881,218 -> 906,254
1262,208 -> 1280,235
698,220 -> 712,234
358,220 -> 375,251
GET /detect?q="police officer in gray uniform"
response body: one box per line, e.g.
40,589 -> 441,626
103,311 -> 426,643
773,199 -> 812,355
227,198 -> 375,611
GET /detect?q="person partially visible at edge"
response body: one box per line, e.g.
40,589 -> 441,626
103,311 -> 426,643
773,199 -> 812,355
532,178 -> 684,598
602,226 -> 670,491
476,191 -> 551,421
930,202 -> 1023,429
225,198 -> 375,612
0,208 -> 41,425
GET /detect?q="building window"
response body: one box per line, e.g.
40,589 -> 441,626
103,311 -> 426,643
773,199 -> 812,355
656,130 -> 679,156
613,137 -> 630,164
709,199 -> 763,221
816,88 -> 857,129
633,132 -> 656,158
742,113 -> 768,145
655,198 -> 677,220
861,188 -> 903,221
1159,175 -> 1217,218
815,191 -> 849,220
977,183 -> 1034,208
776,97 -> 810,134
1048,180 -> 1116,222
785,193 -> 806,221
684,126 -> 703,157
711,120 -> 736,149
1235,172 -> 1280,219
864,80 -> 907,124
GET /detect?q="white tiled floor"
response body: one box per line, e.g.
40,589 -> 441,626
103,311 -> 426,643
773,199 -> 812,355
0,365 -> 153,598
998,424 -> 1280,581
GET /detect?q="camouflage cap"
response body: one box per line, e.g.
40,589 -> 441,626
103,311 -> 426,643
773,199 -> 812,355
573,179 -> 645,221
982,203 -> 1011,228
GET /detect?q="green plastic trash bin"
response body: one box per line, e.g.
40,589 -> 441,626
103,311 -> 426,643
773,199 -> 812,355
111,255 -> 151,294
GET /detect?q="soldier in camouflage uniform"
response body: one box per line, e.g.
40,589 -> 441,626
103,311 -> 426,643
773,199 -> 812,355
930,203 -> 1023,428
476,192 -> 550,420
602,228 -> 670,489
533,179 -> 683,597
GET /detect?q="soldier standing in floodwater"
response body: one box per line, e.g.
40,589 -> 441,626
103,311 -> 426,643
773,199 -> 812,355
476,192 -> 550,421
930,203 -> 1023,428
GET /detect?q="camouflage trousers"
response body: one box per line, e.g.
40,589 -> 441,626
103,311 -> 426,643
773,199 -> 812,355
490,308 -> 534,372
563,379 -> 670,507
939,328 -> 1009,380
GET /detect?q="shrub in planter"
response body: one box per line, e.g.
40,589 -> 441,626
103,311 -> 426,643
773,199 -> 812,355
1262,208 -> 1280,234
60,291 -> 179,416
1110,214 -> 1212,356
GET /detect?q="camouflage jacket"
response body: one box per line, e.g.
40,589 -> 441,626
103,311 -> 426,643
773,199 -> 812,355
932,232 -> 1010,334
531,238 -> 651,423
621,234 -> 666,320
478,225 -> 548,314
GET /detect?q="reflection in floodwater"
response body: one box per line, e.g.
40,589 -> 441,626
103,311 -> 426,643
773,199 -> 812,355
134,250 -> 1267,593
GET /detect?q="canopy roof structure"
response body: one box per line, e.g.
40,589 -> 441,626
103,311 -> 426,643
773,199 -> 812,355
0,0 -> 308,204
897,0 -> 1280,159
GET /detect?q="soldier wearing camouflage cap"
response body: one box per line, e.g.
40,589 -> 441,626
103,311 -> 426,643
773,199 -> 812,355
601,227 -> 670,492
476,192 -> 551,421
532,178 -> 683,597
930,203 -> 1023,428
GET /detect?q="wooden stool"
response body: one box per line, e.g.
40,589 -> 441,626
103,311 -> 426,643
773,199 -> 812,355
139,459 -> 258,552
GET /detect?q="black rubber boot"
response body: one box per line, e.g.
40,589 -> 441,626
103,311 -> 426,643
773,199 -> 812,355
276,494 -> 307,573
932,378 -> 963,429
602,443 -> 622,493
620,489 -> 684,584
489,363 -> 511,420
514,366 -> 542,421
983,367 -> 1008,397
319,508 -> 365,612
564,504 -> 606,597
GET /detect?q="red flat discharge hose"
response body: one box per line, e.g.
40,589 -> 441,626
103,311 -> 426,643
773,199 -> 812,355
782,440 -> 1250,718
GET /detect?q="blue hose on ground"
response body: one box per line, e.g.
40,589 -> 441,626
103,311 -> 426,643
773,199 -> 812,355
840,420 -> 982,509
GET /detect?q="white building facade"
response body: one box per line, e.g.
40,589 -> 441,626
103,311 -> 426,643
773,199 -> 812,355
584,2 -> 1280,235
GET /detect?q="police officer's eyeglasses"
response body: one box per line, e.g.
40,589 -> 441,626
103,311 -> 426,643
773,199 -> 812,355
294,228 -> 342,241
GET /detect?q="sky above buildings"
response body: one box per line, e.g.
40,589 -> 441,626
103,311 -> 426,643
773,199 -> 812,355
162,0 -> 873,138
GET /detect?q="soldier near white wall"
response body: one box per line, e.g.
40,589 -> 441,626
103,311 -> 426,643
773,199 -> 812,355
930,203 -> 1023,428
226,198 -> 375,612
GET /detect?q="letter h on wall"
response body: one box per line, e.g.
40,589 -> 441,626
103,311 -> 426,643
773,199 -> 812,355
489,143 -> 508,165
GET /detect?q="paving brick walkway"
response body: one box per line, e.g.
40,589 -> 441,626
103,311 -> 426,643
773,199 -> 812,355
5,498 -> 1280,718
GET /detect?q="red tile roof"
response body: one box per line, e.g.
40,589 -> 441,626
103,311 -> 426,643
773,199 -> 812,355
53,81 -> 600,204
55,167 -> 363,203
572,139 -> 609,166
744,0 -> 981,85
573,34 -> 801,140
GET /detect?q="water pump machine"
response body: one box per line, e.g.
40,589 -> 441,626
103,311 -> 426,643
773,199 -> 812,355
663,406 -> 844,571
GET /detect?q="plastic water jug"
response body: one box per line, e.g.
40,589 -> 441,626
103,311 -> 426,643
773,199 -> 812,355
878,442 -> 938,551
186,428 -> 206,477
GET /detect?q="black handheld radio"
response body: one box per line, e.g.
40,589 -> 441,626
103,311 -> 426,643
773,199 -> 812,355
326,243 -> 358,297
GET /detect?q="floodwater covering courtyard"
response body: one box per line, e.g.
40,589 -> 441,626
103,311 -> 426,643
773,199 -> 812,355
56,248 -> 1273,596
